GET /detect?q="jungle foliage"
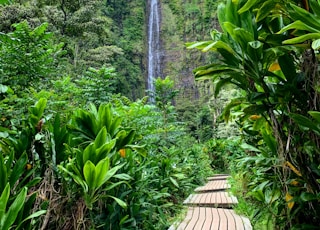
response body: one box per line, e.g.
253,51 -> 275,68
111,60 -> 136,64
0,0 -> 145,99
0,2 -> 218,228
0,86 -> 213,229
3,0 -> 320,229
188,0 -> 320,228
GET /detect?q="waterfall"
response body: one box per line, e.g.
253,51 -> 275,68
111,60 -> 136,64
147,0 -> 161,100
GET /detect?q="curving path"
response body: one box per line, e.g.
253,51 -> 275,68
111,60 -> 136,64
169,174 -> 252,230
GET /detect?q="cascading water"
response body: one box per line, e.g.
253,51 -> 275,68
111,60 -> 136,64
147,0 -> 161,101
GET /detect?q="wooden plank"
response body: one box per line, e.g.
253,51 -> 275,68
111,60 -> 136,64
184,206 -> 200,230
209,191 -> 216,207
172,208 -> 252,230
208,175 -> 230,181
216,189 -> 222,206
211,208 -> 220,230
197,206 -> 207,229
240,214 -> 253,230
200,192 -> 210,205
184,192 -> 237,208
229,209 -> 245,230
174,207 -> 194,230
195,180 -> 230,193
202,207 -> 213,230
223,209 -> 236,230
183,194 -> 193,205
218,208 -> 228,230
193,193 -> 204,204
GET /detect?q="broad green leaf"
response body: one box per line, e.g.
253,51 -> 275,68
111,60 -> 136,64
202,41 -> 235,54
94,158 -> 110,189
94,127 -> 107,148
83,161 -> 96,190
107,195 -> 127,209
0,154 -> 8,192
194,65 -> 240,79
23,177 -> 42,189
169,177 -> 179,188
104,181 -> 130,191
309,111 -> 320,123
278,54 -> 296,82
82,143 -> 96,166
99,104 -> 112,133
289,3 -> 320,31
238,0 -> 263,14
300,192 -> 318,201
253,116 -> 266,131
217,3 -> 227,31
0,183 -> 10,218
9,152 -> 28,187
186,41 -> 212,50
265,189 -> 280,204
120,130 -> 135,147
31,23 -> 48,36
225,0 -> 240,27
278,20 -> 320,34
95,139 -> 116,161
113,173 -> 132,180
58,165 -> 88,192
109,116 -> 122,137
30,98 -> 47,119
262,129 -> 277,155
214,77 -> 232,97
126,144 -> 147,157
310,0 -> 320,16
250,190 -> 265,202
256,0 -> 277,22
119,215 -> 129,226
2,187 -> 27,230
240,143 -> 261,152
283,33 -> 320,44
248,41 -> 263,49
290,113 -> 320,134
16,210 -> 47,230
102,163 -> 125,184
222,98 -> 244,122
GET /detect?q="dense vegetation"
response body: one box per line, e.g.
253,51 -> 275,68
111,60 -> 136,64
0,1 -> 218,229
1,0 -> 320,229
189,0 -> 320,229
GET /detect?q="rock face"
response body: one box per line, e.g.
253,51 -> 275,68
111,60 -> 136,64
146,0 -> 220,104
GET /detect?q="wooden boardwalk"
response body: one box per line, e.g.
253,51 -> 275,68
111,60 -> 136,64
169,175 -> 252,230
195,180 -> 230,192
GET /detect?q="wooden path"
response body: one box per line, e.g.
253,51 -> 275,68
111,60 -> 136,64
169,174 -> 252,230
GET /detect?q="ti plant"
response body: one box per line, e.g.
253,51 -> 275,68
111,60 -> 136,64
58,127 -> 130,209
68,103 -> 135,150
188,0 -> 320,228
59,103 -> 138,210
0,183 -> 46,230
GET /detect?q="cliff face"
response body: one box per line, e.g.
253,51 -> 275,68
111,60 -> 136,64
0,0 -> 219,102
151,0 -> 219,104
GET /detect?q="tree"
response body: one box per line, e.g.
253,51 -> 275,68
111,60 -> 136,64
0,21 -> 64,90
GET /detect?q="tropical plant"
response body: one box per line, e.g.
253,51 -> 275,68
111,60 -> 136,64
0,183 -> 46,230
75,66 -> 116,105
188,0 -> 320,228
